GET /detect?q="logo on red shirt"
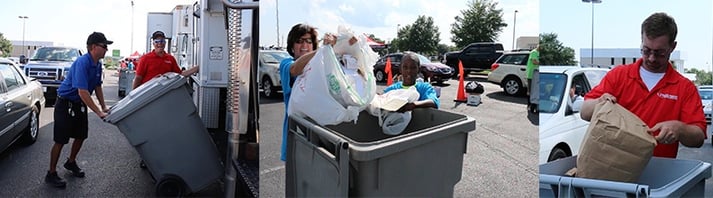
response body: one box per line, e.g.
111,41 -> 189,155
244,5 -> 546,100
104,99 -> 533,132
657,92 -> 678,100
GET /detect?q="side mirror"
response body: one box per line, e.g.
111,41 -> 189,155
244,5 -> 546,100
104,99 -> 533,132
19,55 -> 28,64
565,104 -> 574,116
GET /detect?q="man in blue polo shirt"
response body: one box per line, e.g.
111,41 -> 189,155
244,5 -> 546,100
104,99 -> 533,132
45,32 -> 111,188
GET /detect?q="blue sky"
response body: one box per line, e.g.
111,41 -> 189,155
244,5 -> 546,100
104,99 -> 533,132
259,0 -> 539,50
0,0 -> 195,57
541,0 -> 713,71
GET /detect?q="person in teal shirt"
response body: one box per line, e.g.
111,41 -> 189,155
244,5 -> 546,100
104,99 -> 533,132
278,23 -> 336,161
383,52 -> 440,110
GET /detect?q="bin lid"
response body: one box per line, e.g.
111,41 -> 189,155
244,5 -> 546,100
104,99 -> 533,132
104,72 -> 187,123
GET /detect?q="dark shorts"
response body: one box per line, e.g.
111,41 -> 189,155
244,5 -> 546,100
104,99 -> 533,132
53,97 -> 88,144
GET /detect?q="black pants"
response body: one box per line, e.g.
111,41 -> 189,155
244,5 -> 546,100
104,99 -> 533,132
53,97 -> 88,144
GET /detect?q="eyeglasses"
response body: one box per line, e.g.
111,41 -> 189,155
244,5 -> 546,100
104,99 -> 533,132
153,39 -> 166,44
97,44 -> 108,50
296,38 -> 313,44
640,47 -> 669,58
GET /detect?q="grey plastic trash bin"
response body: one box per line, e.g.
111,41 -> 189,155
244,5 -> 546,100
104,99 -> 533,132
117,69 -> 135,97
539,156 -> 712,198
286,108 -> 476,197
105,72 -> 223,196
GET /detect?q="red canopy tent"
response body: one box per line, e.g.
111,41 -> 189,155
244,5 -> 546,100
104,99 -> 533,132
363,34 -> 386,50
129,51 -> 141,59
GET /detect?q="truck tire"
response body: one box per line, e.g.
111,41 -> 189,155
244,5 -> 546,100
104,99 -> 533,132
502,76 -> 524,96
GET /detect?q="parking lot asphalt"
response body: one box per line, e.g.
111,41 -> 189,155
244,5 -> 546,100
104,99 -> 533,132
258,74 -> 539,197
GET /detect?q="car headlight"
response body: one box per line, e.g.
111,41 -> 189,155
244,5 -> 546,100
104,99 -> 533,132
61,70 -> 69,80
704,102 -> 712,112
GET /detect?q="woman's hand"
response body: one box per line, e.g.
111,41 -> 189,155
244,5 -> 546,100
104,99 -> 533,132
322,33 -> 337,46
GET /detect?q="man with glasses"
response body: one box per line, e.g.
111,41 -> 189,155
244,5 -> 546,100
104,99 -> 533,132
580,12 -> 706,158
45,32 -> 112,188
132,31 -> 199,89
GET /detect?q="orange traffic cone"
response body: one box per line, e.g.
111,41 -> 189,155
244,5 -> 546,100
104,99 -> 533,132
386,58 -> 393,86
454,60 -> 467,102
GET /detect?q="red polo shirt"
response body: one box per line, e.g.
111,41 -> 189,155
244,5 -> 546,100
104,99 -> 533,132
585,59 -> 706,158
135,51 -> 181,85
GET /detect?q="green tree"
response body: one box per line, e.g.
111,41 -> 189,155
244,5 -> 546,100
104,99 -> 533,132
539,33 -> 577,65
0,33 -> 12,57
392,15 -> 440,54
450,0 -> 507,48
685,68 -> 713,85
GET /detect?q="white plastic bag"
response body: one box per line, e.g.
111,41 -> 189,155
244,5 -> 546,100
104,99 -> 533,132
288,25 -> 379,126
367,87 -> 420,135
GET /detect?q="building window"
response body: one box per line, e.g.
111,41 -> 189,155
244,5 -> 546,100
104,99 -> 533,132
610,57 -> 614,65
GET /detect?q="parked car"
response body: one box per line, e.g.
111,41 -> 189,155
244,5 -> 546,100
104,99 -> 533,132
373,52 -> 453,84
442,42 -> 504,75
487,51 -> 531,96
539,66 -> 609,164
0,58 -> 46,154
258,50 -> 291,98
22,46 -> 83,103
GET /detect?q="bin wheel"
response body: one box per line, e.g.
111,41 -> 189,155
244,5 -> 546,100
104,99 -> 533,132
156,175 -> 187,197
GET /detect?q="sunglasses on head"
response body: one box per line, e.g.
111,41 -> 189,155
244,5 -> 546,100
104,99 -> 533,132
153,39 -> 166,44
296,38 -> 313,44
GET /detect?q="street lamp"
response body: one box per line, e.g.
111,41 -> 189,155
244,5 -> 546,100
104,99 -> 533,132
582,0 -> 602,65
131,1 -> 135,54
512,10 -> 518,51
18,16 -> 28,56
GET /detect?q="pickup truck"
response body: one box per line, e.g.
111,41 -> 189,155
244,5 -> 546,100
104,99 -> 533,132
22,46 -> 83,103
442,42 -> 504,75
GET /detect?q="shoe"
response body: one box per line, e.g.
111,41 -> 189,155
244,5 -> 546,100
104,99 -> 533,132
63,161 -> 85,178
45,171 -> 67,188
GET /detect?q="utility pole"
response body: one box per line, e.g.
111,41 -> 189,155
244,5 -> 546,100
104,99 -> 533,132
131,0 -> 135,54
582,0 -> 602,65
276,0 -> 280,48
512,10 -> 518,51
18,16 -> 28,56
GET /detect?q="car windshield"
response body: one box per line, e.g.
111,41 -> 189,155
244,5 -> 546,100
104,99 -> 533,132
415,54 -> 431,63
261,51 -> 291,64
539,73 -> 567,113
30,48 -> 79,62
699,89 -> 713,100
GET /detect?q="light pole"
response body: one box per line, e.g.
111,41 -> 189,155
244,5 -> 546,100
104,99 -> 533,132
18,16 -> 28,56
512,10 -> 518,51
131,1 -> 135,54
276,0 -> 280,48
582,0 -> 602,65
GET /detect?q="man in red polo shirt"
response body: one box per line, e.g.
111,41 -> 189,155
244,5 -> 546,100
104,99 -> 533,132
132,31 -> 199,89
581,12 -> 706,158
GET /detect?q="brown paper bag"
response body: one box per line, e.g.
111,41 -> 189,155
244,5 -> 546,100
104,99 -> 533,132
576,100 -> 657,182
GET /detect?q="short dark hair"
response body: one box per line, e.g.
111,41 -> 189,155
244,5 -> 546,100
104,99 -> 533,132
641,12 -> 677,44
401,52 -> 420,68
286,24 -> 318,57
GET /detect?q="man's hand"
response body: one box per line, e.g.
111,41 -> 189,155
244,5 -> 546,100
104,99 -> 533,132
648,120 -> 684,144
96,111 -> 108,119
581,93 -> 617,121
648,120 -> 705,147
597,93 -> 617,103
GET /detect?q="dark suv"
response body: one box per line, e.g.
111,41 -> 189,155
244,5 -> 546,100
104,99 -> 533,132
22,47 -> 83,102
443,42 -> 504,75
373,52 -> 454,84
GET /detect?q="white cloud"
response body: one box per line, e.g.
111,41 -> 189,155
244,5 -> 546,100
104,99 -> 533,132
338,4 -> 355,14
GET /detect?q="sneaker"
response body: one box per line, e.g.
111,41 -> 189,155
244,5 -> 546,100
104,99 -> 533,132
45,171 -> 67,188
63,161 -> 85,178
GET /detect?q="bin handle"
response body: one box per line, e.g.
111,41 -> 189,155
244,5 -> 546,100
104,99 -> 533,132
289,116 -> 350,195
